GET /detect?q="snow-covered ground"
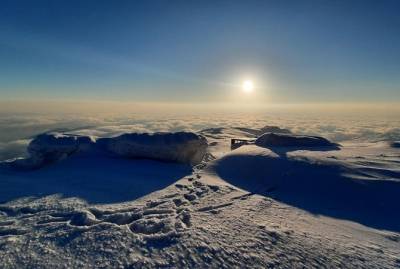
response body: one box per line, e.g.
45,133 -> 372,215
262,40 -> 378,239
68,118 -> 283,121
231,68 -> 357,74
0,126 -> 400,268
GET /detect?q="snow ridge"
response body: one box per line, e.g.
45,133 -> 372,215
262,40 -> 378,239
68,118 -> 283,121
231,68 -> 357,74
11,131 -> 208,168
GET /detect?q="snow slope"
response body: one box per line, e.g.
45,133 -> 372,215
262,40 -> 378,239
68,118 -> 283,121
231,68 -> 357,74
0,128 -> 399,268
209,143 -> 400,231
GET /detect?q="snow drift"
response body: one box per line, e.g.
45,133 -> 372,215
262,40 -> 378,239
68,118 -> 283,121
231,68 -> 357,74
1,126 -> 400,268
255,132 -> 337,148
210,144 -> 400,231
14,133 -> 93,168
98,132 -> 208,165
11,131 -> 208,169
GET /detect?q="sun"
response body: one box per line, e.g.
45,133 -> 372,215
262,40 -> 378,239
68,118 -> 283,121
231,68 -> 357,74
242,80 -> 254,93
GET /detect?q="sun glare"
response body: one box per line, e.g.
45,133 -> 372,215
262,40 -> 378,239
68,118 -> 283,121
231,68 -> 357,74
242,80 -> 254,93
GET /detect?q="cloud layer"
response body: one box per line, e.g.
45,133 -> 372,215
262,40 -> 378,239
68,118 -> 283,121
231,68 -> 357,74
1,112 -> 399,161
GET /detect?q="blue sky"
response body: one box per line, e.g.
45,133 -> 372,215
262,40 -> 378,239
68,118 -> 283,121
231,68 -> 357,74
0,0 -> 399,103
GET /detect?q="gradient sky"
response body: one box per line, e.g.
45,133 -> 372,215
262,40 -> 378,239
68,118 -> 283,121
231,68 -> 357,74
0,0 -> 399,104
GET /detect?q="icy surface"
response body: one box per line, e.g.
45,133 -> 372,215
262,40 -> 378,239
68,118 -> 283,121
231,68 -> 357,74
0,127 -> 400,268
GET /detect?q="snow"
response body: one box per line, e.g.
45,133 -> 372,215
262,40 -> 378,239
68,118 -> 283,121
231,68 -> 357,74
19,133 -> 93,168
209,144 -> 400,231
0,155 -> 192,203
0,127 -> 400,268
99,132 -> 208,165
10,131 -> 208,169
255,132 -> 337,148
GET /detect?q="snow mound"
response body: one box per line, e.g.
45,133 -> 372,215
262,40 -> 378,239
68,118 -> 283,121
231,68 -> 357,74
11,131 -> 207,169
15,133 -> 93,168
99,132 -> 208,165
255,132 -> 336,148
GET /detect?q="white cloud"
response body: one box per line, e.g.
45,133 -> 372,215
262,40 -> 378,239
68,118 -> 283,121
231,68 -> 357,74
0,112 -> 399,161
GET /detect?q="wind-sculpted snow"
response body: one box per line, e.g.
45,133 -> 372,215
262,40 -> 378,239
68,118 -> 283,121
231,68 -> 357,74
23,133 -> 93,168
10,131 -> 208,169
1,127 -> 400,268
1,171 -> 399,268
211,143 -> 400,232
255,132 -> 337,148
98,132 -> 208,165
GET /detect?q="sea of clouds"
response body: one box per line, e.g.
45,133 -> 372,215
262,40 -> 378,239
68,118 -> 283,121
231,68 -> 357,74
1,111 -> 399,162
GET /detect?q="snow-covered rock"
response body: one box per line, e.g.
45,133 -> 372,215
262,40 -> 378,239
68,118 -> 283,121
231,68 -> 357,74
15,133 -> 93,168
255,132 -> 336,148
99,132 -> 208,165
10,132 -> 208,169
